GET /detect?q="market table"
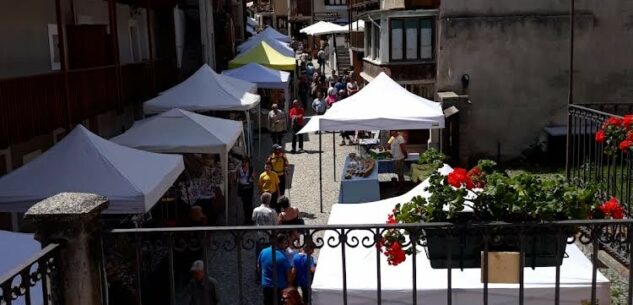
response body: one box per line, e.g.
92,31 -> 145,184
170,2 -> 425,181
339,156 -> 380,204
377,153 -> 420,174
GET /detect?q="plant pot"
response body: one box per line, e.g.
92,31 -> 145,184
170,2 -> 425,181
424,226 -> 569,269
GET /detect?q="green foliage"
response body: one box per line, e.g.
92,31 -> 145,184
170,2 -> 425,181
396,160 -> 601,223
417,148 -> 446,170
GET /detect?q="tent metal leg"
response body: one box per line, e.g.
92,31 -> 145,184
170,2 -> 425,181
258,104 -> 262,156
319,132 -> 323,213
333,132 -> 336,181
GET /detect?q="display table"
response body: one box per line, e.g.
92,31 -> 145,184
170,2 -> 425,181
314,179 -> 610,305
339,156 -> 380,204
377,153 -> 419,174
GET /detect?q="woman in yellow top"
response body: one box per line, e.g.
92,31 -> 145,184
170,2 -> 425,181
259,162 -> 280,212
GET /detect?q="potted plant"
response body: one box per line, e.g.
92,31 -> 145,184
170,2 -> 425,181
409,148 -> 446,183
380,160 -> 624,269
594,115 -> 633,155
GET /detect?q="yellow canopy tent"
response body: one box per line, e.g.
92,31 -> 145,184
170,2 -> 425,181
229,41 -> 296,71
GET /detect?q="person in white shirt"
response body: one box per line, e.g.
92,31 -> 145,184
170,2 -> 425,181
389,130 -> 408,190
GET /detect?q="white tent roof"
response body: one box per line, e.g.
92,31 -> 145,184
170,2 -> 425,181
312,165 -> 610,305
347,19 -> 364,32
298,72 -> 445,133
0,125 -> 184,214
111,109 -> 243,154
258,26 -> 290,42
247,16 -> 257,27
0,231 -> 42,305
144,64 -> 260,114
246,25 -> 256,35
237,36 -> 294,57
222,63 -> 290,90
300,21 -> 347,35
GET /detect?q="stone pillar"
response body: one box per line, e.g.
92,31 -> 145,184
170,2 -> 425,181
25,193 -> 109,305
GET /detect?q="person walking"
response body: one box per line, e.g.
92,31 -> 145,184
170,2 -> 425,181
289,100 -> 305,153
317,48 -> 326,74
259,162 -> 280,211
184,260 -> 220,305
237,156 -> 255,225
267,145 -> 289,200
312,91 -> 326,115
291,241 -> 316,305
268,104 -> 286,146
258,233 -> 294,305
253,192 -> 278,256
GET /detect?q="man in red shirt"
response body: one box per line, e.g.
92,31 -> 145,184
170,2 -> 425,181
289,99 -> 305,153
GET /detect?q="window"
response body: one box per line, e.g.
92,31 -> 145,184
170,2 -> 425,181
389,17 -> 434,62
372,21 -> 380,60
364,20 -> 381,61
325,0 -> 347,5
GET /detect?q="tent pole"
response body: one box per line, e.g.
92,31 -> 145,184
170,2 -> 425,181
332,132 -> 336,181
258,103 -> 262,156
223,152 -> 229,225
319,132 -> 323,213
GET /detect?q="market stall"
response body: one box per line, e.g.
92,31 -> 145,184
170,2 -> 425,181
298,72 -> 445,209
312,166 -> 611,305
299,21 -> 347,35
143,64 -> 261,156
0,125 -> 184,214
257,26 -> 291,42
111,109 -> 245,224
222,63 -> 292,126
237,36 -> 294,57
339,153 -> 379,203
228,41 -> 296,71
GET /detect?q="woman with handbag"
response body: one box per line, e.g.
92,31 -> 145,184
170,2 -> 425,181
237,156 -> 255,225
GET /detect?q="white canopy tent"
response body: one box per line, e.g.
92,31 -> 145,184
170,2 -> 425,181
300,21 -> 347,35
312,165 -> 610,305
247,16 -> 257,27
1,231 -> 42,305
237,36 -> 294,57
346,19 -> 364,32
111,109 -> 244,224
143,64 -> 261,156
297,72 -> 444,211
222,63 -> 292,115
258,26 -> 291,42
0,125 -> 184,214
299,72 -> 444,133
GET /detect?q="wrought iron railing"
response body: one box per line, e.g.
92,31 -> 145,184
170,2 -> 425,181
103,221 -> 633,305
568,104 -> 633,266
0,243 -> 60,305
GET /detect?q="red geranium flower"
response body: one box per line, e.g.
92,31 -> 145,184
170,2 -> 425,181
386,213 -> 397,224
605,117 -> 623,128
623,115 -> 633,128
595,130 -> 606,143
467,166 -> 485,188
447,168 -> 471,188
600,197 -> 625,219
619,140 -> 633,152
385,242 -> 406,265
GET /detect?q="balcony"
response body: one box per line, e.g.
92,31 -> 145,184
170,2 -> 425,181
290,0 -> 312,19
567,104 -> 633,267
362,59 -> 436,81
351,0 -> 440,11
0,60 -> 177,149
350,31 -> 364,50
3,220 -> 632,305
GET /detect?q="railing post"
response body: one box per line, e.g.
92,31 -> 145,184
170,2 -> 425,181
25,193 -> 109,305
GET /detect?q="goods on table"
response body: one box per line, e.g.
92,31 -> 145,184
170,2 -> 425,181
368,147 -> 391,160
345,153 -> 376,178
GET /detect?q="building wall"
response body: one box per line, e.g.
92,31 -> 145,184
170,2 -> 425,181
436,0 -> 633,164
0,0 -> 57,78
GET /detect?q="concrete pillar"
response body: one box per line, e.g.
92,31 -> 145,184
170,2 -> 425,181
25,193 -> 109,305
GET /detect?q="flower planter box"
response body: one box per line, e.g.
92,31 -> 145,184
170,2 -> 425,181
424,226 -> 569,269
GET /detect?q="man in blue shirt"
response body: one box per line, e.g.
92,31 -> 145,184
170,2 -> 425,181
292,241 -> 316,305
258,233 -> 293,305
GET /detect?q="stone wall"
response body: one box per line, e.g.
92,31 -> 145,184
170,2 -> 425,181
436,0 -> 633,164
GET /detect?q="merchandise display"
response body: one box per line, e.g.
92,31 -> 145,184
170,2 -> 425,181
344,153 -> 376,179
